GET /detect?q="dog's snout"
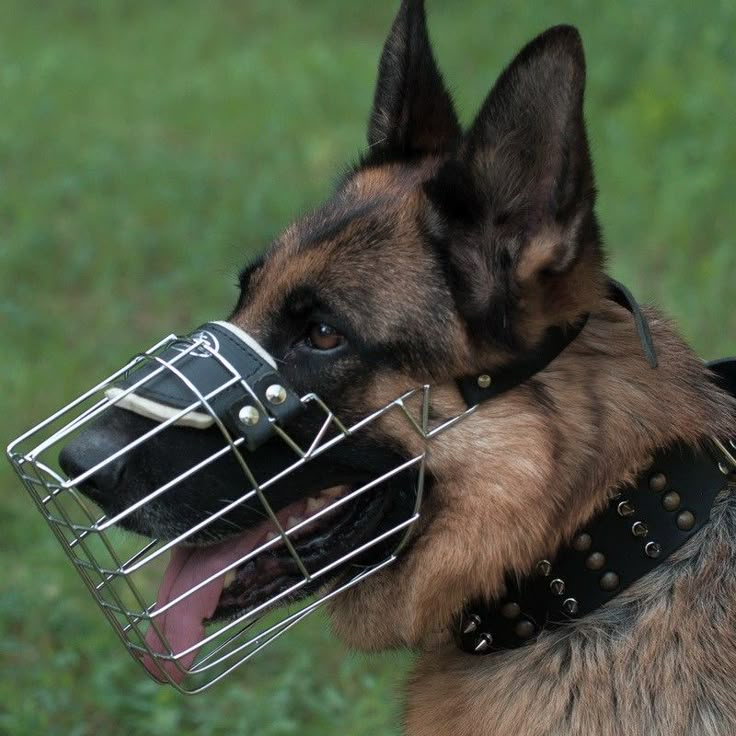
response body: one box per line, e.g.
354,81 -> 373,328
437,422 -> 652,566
59,430 -> 125,498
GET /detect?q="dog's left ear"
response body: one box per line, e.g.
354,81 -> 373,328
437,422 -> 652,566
426,26 -> 605,346
366,0 -> 461,157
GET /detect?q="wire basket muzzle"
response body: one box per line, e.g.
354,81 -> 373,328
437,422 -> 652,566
6,322 -> 431,692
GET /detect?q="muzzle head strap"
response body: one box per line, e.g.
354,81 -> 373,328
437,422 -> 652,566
107,321 -> 303,450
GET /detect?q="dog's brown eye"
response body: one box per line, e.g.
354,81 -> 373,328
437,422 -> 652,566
307,322 -> 344,351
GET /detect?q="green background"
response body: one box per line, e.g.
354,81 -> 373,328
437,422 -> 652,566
1,1 -> 734,734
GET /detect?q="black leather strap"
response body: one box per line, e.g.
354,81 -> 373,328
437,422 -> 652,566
456,278 -> 657,409
456,358 -> 736,655
114,322 -> 303,450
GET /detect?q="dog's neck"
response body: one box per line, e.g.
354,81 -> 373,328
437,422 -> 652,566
406,485 -> 736,736
455,437 -> 735,656
402,299 -> 736,736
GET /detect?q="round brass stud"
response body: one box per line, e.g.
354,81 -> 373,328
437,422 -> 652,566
238,405 -> 260,426
676,510 -> 696,531
617,500 -> 635,518
536,559 -> 552,577
662,491 -> 681,512
645,541 -> 662,559
500,602 -> 521,620
585,552 -> 606,571
631,521 -> 649,537
515,619 -> 535,639
599,572 -> 620,592
562,598 -> 579,616
477,374 -> 492,389
648,472 -> 667,493
550,578 -> 566,596
573,533 -> 593,552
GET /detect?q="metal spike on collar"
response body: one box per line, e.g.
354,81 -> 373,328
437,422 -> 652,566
462,613 -> 481,635
474,633 -> 493,653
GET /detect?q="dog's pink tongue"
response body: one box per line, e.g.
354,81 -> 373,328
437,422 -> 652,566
142,529 -> 265,684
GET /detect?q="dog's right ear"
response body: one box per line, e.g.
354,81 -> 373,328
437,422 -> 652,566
366,0 -> 461,159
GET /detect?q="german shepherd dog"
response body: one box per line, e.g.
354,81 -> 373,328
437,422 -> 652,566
58,1 -> 736,733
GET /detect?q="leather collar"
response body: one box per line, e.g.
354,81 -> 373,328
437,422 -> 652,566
456,279 -> 657,410
453,280 -> 736,655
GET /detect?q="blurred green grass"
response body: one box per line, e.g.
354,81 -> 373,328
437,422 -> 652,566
1,1 -> 734,734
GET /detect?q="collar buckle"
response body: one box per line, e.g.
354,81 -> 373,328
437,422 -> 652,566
712,437 -> 736,479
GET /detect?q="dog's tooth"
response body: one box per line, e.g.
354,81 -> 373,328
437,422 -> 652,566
266,531 -> 279,542
222,570 -> 237,588
287,515 -> 302,528
321,487 -> 342,500
306,496 -> 327,514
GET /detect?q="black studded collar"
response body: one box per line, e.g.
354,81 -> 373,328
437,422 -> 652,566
456,359 -> 736,655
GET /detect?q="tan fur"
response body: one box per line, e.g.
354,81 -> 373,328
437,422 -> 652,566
232,116 -> 736,736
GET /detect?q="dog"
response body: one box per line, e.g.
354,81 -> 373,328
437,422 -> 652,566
56,1 -> 736,733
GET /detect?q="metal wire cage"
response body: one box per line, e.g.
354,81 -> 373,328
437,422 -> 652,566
5,330 -> 463,693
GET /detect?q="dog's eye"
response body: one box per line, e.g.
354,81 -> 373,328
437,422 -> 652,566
307,322 -> 344,351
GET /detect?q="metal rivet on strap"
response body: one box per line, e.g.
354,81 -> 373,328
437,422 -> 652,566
474,633 -> 493,652
644,541 -> 662,558
500,602 -> 521,620
550,578 -> 566,596
662,491 -> 681,512
572,533 -> 592,552
617,500 -> 635,517
514,619 -> 536,639
562,598 -> 579,616
238,405 -> 260,426
477,374 -> 492,389
265,384 -> 288,405
676,510 -> 696,531
631,521 -> 649,537
648,472 -> 667,492
585,552 -> 606,571
599,572 -> 620,592
536,559 -> 552,577
462,613 -> 481,635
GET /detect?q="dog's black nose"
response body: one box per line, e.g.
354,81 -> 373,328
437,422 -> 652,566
59,430 -> 125,499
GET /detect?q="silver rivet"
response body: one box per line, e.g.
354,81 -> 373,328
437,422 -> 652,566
645,541 -> 662,558
573,533 -> 592,552
477,374 -> 492,389
550,578 -> 566,596
599,572 -> 620,592
676,510 -> 696,531
474,633 -> 493,652
617,500 -> 635,517
562,598 -> 579,616
718,461 -> 730,476
500,602 -> 521,620
631,521 -> 649,537
585,552 -> 606,571
648,472 -> 667,492
265,384 -> 288,405
536,559 -> 552,577
238,405 -> 260,426
514,619 -> 535,639
462,613 -> 481,635
662,491 -> 681,512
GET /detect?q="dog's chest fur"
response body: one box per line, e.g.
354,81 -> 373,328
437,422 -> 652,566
406,488 -> 736,736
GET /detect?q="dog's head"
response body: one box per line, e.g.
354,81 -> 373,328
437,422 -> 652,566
60,1 -> 613,662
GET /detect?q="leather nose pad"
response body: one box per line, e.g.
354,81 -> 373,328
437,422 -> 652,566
59,430 -> 125,499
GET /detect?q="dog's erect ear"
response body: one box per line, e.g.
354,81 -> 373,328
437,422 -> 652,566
366,0 -> 461,158
427,26 -> 604,346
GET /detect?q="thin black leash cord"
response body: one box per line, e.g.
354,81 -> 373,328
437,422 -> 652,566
607,277 -> 659,369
